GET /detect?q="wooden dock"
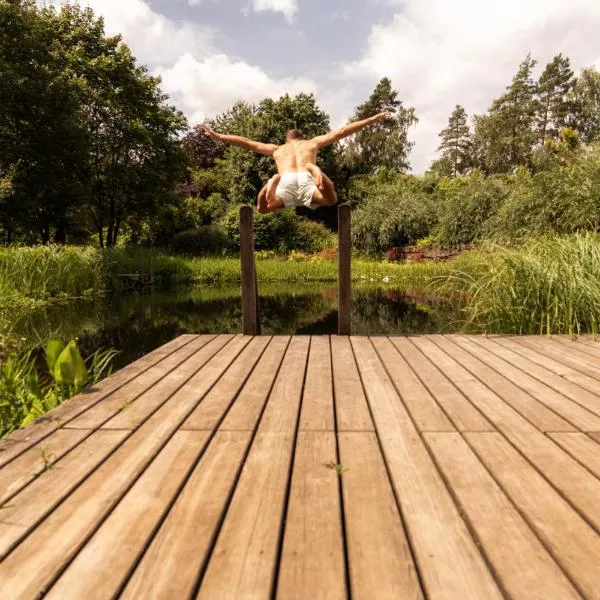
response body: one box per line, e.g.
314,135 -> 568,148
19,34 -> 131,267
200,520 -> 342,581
2,334 -> 600,599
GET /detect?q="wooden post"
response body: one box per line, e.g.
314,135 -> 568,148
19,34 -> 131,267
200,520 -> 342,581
338,203 -> 351,335
240,206 -> 260,335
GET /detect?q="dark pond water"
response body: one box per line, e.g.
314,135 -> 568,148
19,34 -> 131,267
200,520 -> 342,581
3,284 -> 463,369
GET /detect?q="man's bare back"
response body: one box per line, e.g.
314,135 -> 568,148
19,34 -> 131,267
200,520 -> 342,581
200,111 -> 389,212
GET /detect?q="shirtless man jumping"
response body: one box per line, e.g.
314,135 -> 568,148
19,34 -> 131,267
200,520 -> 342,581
200,111 -> 390,213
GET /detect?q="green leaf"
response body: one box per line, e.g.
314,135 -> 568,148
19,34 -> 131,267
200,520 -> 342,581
54,340 -> 88,391
45,339 -> 65,374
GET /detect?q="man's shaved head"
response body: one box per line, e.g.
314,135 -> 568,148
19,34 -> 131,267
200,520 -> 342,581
285,129 -> 304,142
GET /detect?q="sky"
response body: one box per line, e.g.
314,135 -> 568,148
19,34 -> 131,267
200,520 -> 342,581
45,0 -> 600,172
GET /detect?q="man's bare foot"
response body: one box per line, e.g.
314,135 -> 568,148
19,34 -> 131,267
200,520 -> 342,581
306,164 -> 324,190
266,174 -> 281,206
257,184 -> 269,213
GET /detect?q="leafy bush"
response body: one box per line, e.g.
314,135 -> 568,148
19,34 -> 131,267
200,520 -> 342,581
434,170 -> 509,245
220,207 -> 334,253
171,225 -> 232,255
352,178 -> 436,256
0,338 -> 118,437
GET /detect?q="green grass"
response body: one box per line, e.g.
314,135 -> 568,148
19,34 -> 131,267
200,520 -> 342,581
438,233 -> 600,335
0,245 -> 457,308
0,245 -> 110,308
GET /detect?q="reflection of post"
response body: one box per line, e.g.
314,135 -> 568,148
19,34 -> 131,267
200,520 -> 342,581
240,206 -> 261,335
338,204 -> 351,335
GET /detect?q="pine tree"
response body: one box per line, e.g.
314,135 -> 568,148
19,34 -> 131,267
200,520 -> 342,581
536,54 -> 575,142
567,67 -> 600,143
436,105 -> 473,176
474,55 -> 538,172
343,78 -> 418,174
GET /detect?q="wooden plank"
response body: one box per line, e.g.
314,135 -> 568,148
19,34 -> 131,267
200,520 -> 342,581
339,432 -> 424,599
564,336 -> 600,356
196,432 -> 296,599
390,337 -> 493,432
425,432 -> 579,599
372,337 -> 454,431
197,339 -> 309,599
338,203 -> 351,336
440,336 -> 582,431
0,336 -> 246,593
410,337 -> 540,435
482,337 -> 600,418
515,336 -> 600,384
548,433 -> 600,479
413,337 -> 600,532
121,431 -> 252,600
69,335 -> 228,429
277,432 -> 346,599
103,335 -> 250,430
179,336 -> 271,430
195,336 -> 289,431
0,335 -> 198,468
350,337 -> 502,600
240,205 -> 260,335
0,428 -> 88,505
46,431 -> 210,599
299,336 -> 334,431
552,336 -> 600,360
0,430 -> 128,559
466,432 -> 600,598
258,336 -> 310,434
331,336 -> 373,431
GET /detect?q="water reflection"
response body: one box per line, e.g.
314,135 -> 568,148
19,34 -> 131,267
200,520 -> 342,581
1,284 -> 461,369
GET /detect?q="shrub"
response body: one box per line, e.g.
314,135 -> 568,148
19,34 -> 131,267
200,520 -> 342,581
352,179 -> 436,256
171,225 -> 232,255
220,206 -> 334,253
434,171 -> 509,245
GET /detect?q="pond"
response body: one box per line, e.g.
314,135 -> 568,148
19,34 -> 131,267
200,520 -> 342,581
2,284 -> 463,370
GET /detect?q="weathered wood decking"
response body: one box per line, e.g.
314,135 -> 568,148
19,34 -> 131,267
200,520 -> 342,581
2,334 -> 600,599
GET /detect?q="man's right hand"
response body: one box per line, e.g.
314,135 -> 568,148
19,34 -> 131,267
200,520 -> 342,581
374,111 -> 394,121
200,124 -> 222,141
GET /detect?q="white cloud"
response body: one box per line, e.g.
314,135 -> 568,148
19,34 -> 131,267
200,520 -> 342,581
156,53 -> 317,126
251,0 -> 297,22
44,0 -> 215,66
344,0 -> 600,172
46,0 -> 315,130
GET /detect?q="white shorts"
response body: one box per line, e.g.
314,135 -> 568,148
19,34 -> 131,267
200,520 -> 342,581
275,172 -> 318,210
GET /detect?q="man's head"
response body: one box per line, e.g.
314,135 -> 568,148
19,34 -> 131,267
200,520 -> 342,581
285,129 -> 304,142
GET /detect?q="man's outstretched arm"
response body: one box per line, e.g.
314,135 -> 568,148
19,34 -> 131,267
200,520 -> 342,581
200,124 -> 278,156
312,112 -> 391,149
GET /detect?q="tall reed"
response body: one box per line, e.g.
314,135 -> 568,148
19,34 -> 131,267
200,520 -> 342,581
439,233 -> 600,335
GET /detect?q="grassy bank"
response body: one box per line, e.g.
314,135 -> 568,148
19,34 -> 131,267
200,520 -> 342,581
0,245 -> 455,307
3,236 -> 600,336
439,233 -> 600,335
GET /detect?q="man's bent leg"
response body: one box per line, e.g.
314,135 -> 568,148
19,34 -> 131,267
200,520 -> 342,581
310,172 -> 337,206
257,179 -> 284,213
305,163 -> 323,190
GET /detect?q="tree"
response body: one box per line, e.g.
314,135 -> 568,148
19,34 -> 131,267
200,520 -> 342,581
568,67 -> 600,143
209,94 -> 334,204
536,54 -> 575,143
474,55 -> 538,173
435,105 -> 473,176
342,78 -> 418,175
0,0 -> 88,243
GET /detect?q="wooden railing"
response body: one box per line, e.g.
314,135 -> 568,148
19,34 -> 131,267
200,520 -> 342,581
239,204 -> 352,335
